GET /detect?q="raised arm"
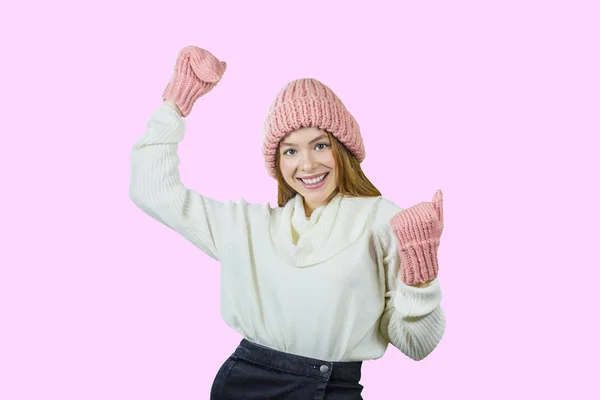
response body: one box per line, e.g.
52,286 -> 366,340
375,192 -> 446,361
129,46 -> 229,261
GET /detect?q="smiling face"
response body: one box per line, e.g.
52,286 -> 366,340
278,127 -> 338,214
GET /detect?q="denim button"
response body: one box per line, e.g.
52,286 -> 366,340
320,365 -> 329,373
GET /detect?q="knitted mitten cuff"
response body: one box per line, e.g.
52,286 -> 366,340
390,190 -> 444,286
161,46 -> 226,117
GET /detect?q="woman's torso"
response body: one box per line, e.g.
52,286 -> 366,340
216,194 -> 402,361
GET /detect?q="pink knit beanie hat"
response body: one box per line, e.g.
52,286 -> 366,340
262,78 -> 365,178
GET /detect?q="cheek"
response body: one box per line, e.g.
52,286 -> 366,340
279,158 -> 296,177
319,152 -> 336,169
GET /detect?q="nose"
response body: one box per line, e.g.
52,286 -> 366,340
301,152 -> 316,172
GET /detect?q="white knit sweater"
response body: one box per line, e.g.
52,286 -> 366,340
129,104 -> 446,362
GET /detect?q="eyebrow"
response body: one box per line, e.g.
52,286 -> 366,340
281,134 -> 329,147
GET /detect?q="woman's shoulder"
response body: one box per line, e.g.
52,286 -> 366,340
364,197 -> 404,240
366,197 -> 404,249
216,197 -> 276,220
373,197 -> 404,221
338,195 -> 404,228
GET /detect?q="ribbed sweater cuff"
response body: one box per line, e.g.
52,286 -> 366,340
134,104 -> 186,148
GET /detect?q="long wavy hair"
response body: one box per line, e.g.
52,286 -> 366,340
275,131 -> 381,207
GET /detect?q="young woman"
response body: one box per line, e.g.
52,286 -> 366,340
129,45 -> 446,399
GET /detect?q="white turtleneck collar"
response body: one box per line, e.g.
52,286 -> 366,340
290,193 -> 339,240
269,193 -> 382,268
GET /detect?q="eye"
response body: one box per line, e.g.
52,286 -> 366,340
283,148 -> 296,155
315,143 -> 330,150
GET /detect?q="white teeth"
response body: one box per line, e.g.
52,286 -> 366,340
300,173 -> 326,185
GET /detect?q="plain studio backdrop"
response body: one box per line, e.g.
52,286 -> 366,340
1,1 -> 598,399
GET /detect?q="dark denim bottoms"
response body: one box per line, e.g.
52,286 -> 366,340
210,339 -> 364,399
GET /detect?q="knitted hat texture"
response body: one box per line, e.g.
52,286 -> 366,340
262,78 -> 365,178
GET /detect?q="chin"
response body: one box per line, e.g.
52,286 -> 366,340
301,187 -> 336,202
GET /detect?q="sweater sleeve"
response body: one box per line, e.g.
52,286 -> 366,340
129,103 -> 237,261
375,222 -> 446,361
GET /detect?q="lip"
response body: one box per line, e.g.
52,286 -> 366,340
297,172 -> 328,180
297,172 -> 329,189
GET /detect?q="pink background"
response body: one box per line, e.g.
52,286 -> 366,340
2,0 -> 599,398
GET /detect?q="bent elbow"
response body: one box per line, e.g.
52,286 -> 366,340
129,184 -> 147,210
409,308 -> 446,361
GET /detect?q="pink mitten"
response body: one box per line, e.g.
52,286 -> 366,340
390,190 -> 444,286
162,45 -> 227,117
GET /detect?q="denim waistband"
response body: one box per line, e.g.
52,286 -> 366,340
234,339 -> 362,383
